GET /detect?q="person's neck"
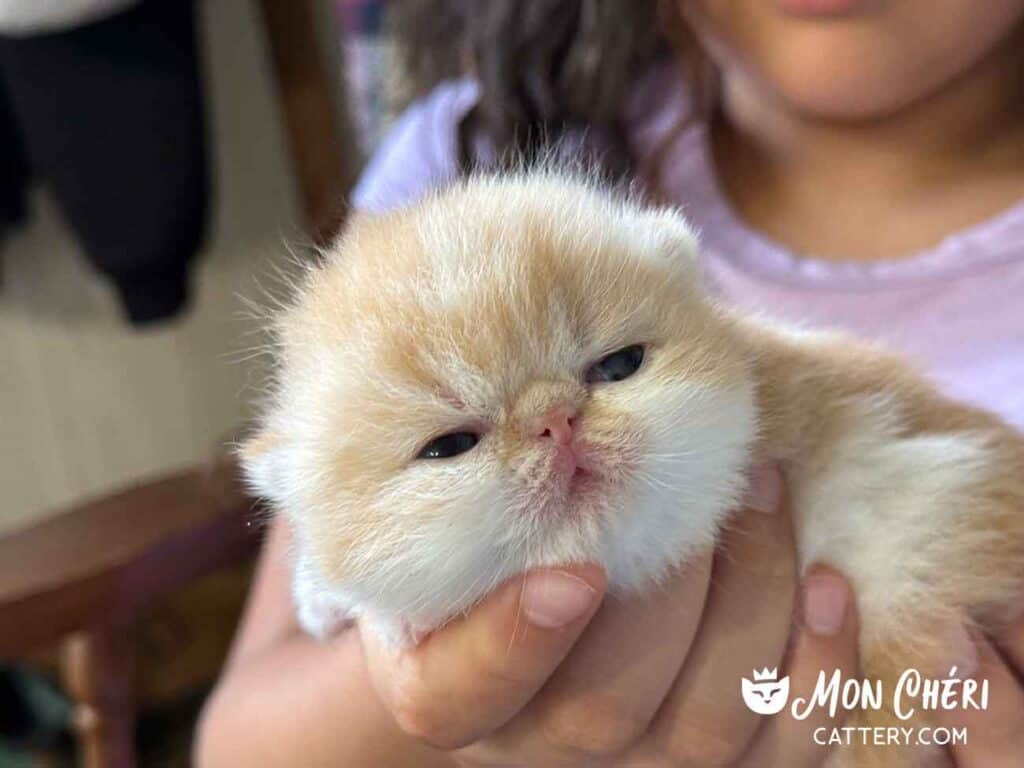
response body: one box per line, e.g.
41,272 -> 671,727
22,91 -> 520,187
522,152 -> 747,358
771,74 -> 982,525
710,29 -> 1024,262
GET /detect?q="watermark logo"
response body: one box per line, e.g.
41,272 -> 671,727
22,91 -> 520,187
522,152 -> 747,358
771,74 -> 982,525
739,666 -> 988,748
741,667 -> 791,715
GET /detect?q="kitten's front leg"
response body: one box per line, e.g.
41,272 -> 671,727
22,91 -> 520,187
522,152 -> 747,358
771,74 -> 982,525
291,548 -> 419,647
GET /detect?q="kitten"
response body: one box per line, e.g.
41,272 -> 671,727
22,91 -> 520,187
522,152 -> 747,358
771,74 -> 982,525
243,170 -> 1024,767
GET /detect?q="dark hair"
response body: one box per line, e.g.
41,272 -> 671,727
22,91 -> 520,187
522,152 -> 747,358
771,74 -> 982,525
390,0 -> 680,178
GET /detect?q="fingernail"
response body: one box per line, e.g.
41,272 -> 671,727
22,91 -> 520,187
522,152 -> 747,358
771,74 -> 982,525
803,569 -> 849,637
742,462 -> 783,514
522,570 -> 599,629
934,625 -> 980,680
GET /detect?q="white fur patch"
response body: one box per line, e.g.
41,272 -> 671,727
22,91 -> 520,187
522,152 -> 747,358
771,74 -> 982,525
790,395 -> 994,637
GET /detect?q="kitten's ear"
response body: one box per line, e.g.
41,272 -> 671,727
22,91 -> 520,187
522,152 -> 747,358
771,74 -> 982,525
628,206 -> 701,276
238,429 -> 288,504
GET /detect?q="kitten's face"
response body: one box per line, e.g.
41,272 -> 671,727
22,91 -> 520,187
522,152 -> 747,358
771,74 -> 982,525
245,176 -> 756,639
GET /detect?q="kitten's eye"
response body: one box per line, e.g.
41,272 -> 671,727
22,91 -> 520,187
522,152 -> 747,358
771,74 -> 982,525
585,345 -> 645,384
417,431 -> 479,460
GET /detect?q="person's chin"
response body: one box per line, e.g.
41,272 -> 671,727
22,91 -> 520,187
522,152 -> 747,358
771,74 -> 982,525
739,50 -> 935,122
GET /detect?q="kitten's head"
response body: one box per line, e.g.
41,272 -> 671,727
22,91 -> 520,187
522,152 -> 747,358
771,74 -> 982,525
243,172 -> 756,641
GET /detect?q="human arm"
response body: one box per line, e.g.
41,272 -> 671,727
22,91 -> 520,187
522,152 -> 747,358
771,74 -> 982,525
193,517 -> 454,767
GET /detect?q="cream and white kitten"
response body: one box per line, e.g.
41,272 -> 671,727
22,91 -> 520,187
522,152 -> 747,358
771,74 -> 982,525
243,170 -> 1024,767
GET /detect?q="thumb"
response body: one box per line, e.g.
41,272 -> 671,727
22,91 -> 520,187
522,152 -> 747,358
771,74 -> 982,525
362,565 -> 606,750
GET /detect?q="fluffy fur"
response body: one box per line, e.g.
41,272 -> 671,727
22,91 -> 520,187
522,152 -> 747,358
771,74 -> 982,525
243,170 -> 1024,767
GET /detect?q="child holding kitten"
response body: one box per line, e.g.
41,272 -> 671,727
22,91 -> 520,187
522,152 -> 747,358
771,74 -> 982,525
197,2 -> 1024,766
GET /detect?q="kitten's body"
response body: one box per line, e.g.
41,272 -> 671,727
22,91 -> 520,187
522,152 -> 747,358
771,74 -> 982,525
244,171 -> 1024,767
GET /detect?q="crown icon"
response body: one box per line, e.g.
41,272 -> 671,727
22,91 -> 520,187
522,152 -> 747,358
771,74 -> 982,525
752,667 -> 778,682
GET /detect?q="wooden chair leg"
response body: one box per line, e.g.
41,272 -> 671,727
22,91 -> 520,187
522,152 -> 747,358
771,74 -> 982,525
60,628 -> 136,768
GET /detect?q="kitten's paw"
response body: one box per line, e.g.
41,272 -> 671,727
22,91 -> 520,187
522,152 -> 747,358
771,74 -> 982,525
359,612 -> 421,650
292,558 -> 353,640
296,589 -> 353,639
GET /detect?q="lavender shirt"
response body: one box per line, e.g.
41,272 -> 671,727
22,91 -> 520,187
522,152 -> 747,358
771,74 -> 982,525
353,68 -> 1024,432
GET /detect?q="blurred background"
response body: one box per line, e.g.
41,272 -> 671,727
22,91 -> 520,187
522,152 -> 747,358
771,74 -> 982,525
0,0 -> 396,764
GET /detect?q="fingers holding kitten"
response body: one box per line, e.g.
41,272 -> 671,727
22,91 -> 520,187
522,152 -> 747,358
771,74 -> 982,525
940,628 -> 1024,767
994,610 -> 1024,674
472,549 -> 714,765
362,564 -> 606,751
644,463 -> 797,766
738,565 -> 860,768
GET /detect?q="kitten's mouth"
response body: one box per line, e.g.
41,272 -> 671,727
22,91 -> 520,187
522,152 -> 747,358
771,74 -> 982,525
540,442 -> 607,509
526,452 -> 613,522
564,461 -> 601,501
568,466 -> 590,494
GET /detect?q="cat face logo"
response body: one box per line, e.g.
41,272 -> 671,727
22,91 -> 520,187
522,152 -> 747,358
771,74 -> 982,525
741,667 -> 790,715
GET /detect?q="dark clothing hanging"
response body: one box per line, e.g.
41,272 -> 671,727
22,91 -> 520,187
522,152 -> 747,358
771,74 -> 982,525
0,0 -> 208,325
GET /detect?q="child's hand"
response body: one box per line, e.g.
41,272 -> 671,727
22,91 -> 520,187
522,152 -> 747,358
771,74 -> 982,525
940,616 -> 1024,767
361,464 -> 861,766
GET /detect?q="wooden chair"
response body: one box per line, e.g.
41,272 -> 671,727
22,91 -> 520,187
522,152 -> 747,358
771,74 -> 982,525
0,1 -> 355,765
0,457 -> 260,768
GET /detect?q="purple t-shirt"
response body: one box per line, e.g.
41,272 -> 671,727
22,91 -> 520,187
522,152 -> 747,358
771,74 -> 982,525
352,67 -> 1024,431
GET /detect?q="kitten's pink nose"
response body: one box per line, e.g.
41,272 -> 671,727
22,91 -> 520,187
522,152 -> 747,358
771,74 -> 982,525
532,406 -> 578,446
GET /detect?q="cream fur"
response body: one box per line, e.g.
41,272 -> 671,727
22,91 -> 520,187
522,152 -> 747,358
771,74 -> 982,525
243,170 -> 1024,766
